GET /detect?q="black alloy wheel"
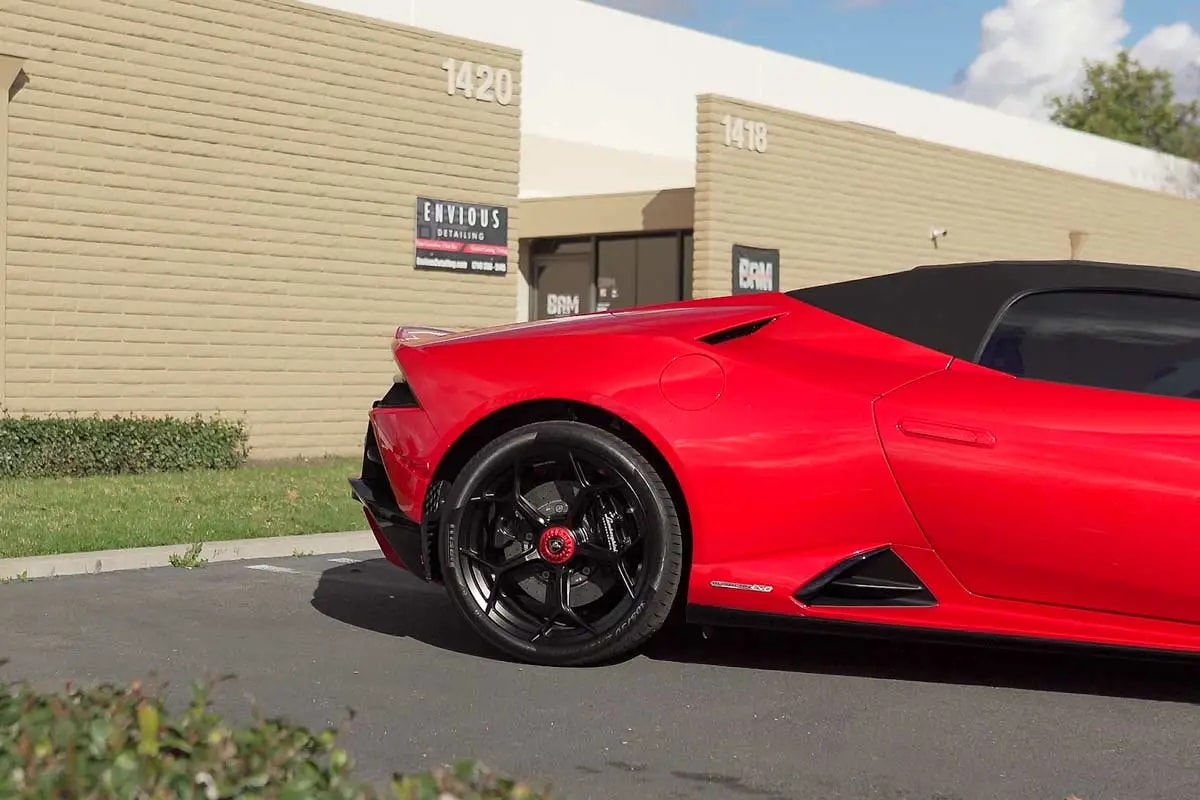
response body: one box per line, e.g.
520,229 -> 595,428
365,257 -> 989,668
439,420 -> 685,666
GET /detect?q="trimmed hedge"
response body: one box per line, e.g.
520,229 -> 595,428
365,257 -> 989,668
0,668 -> 552,799
0,412 -> 249,479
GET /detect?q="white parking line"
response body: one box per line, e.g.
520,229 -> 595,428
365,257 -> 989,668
245,564 -> 301,574
327,557 -> 361,564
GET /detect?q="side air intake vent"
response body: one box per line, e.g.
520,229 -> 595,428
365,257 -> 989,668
419,478 -> 450,582
699,315 -> 779,345
795,546 -> 936,607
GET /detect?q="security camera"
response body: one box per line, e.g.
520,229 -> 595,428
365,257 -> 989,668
930,227 -> 948,239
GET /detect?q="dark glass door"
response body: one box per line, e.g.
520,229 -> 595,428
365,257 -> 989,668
533,255 -> 593,320
530,232 -> 689,320
596,238 -> 635,312
597,234 -> 682,311
633,235 -> 682,306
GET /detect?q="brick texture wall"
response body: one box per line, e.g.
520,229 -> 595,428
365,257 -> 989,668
0,56 -> 21,406
0,0 -> 522,458
693,94 -> 1200,299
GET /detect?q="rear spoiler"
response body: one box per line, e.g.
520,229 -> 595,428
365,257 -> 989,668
394,325 -> 452,343
389,326 -> 453,386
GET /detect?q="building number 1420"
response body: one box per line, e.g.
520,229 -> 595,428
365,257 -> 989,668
722,114 -> 768,153
442,58 -> 514,106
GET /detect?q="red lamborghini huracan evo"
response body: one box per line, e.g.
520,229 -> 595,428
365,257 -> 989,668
350,259 -> 1200,666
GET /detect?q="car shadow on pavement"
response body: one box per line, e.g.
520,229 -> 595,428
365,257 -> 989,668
309,558 -> 505,661
642,625 -> 1200,704
311,560 -> 1200,703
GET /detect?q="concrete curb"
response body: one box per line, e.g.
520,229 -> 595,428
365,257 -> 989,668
0,530 -> 377,581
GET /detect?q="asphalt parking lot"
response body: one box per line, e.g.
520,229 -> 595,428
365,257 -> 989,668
1,552 -> 1197,800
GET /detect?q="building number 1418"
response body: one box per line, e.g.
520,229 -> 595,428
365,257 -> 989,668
722,114 -> 768,153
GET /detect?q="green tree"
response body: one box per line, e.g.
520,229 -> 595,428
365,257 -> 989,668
1047,50 -> 1200,162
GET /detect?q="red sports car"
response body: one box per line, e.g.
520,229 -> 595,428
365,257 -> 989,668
350,259 -> 1200,666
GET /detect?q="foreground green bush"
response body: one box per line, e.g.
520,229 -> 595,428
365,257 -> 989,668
0,412 -> 249,478
0,670 -> 552,799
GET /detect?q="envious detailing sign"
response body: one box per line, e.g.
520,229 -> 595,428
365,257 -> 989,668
414,197 -> 509,276
731,243 -> 780,294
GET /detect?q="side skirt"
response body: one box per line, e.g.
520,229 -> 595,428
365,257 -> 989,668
684,605 -> 1200,665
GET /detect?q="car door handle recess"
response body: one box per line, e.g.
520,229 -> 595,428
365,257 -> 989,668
897,419 -> 996,448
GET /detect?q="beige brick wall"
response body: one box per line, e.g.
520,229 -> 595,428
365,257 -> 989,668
693,94 -> 1200,299
0,0 -> 522,458
0,56 -> 23,405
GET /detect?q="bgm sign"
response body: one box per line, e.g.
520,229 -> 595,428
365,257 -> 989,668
414,196 -> 509,275
731,244 -> 780,294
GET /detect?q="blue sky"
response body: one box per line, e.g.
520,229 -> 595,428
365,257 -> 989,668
618,0 -> 1197,92
593,0 -> 1200,117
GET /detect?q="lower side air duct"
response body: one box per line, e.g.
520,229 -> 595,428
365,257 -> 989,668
795,546 -> 936,607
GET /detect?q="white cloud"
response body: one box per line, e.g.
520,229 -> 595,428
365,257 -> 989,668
1133,22 -> 1200,101
953,0 -> 1200,119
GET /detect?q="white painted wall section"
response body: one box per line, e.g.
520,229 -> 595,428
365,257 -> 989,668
314,0 -> 1195,199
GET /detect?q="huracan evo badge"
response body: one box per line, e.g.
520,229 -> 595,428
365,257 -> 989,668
710,580 -> 774,593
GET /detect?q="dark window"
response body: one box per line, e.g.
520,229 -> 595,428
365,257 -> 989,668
597,238 -> 636,311
682,232 -> 693,300
597,234 -> 683,311
632,235 -> 681,307
978,290 -> 1200,400
533,254 -> 592,319
531,232 -> 688,320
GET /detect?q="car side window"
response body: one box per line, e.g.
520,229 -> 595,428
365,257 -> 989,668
977,290 -> 1200,400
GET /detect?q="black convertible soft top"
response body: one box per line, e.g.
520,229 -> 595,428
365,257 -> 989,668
787,259 -> 1200,361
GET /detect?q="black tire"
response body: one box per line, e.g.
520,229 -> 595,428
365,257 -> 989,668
438,420 -> 685,666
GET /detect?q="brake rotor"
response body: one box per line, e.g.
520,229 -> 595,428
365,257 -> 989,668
505,480 -> 612,606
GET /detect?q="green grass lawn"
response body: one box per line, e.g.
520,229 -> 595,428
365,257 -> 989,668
0,458 -> 368,559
